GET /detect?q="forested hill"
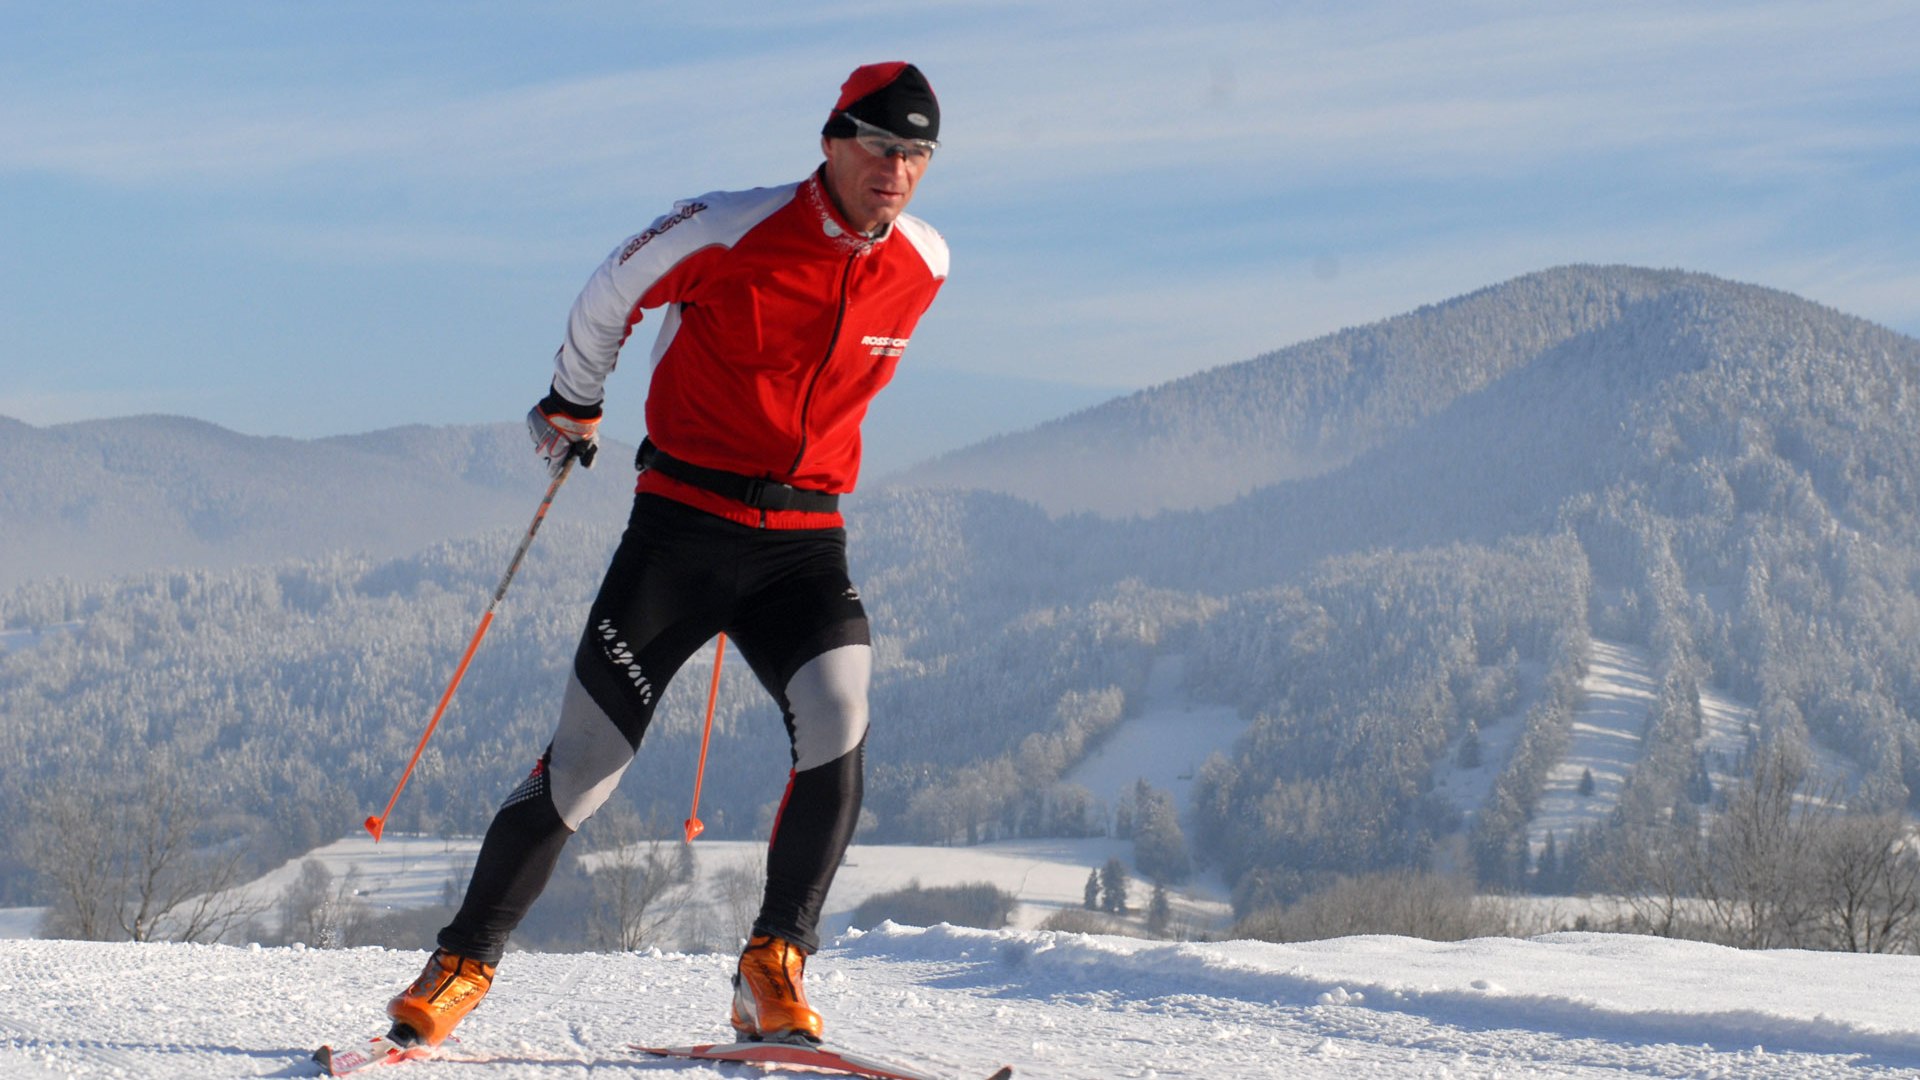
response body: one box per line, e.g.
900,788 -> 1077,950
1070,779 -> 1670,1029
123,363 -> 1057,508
0,416 -> 638,591
885,266 -> 1917,520
1085,268 -> 1920,906
5,266 -> 1918,926
1115,265 -> 1920,592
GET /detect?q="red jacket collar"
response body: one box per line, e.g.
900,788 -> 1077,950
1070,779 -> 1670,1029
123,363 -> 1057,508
806,167 -> 891,247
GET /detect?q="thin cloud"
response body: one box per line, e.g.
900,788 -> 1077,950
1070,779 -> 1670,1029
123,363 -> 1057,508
1,1 -> 1914,434
935,208 -> 1868,388
4,2 -> 1911,211
1766,252 -> 1920,335
930,1 -> 1919,186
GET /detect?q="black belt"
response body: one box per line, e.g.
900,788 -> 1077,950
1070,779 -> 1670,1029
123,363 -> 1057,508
637,440 -> 840,513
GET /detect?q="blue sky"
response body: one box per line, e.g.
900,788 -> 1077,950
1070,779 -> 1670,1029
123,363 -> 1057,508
2,1 -> 1916,466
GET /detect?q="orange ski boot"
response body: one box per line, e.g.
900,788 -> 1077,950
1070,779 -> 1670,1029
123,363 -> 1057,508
385,948 -> 496,1047
730,934 -> 824,1044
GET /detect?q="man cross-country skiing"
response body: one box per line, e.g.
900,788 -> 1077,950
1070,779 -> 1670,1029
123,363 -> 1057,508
383,62 -> 946,1049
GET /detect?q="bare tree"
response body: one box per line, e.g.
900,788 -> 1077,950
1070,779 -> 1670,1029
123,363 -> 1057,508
1814,813 -> 1920,954
1698,749 -> 1828,949
277,859 -> 372,948
583,808 -> 694,952
713,851 -> 768,949
29,784 -> 120,940
1596,752 -> 1920,955
28,762 -> 264,943
1598,819 -> 1700,940
1235,870 -> 1522,943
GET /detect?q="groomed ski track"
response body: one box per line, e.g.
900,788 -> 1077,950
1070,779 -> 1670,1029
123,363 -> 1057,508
9,923 -> 1920,1078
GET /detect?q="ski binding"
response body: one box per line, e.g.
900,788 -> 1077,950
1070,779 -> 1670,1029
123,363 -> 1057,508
311,1032 -> 435,1075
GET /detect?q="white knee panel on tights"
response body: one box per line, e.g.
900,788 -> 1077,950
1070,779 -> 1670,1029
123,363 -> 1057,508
784,643 -> 871,772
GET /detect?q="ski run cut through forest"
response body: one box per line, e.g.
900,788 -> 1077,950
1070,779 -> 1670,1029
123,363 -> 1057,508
8,924 -> 1920,1079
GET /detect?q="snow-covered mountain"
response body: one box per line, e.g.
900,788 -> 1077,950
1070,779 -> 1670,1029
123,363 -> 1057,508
888,265 -> 1920,530
6,926 -> 1920,1078
0,417 -> 639,592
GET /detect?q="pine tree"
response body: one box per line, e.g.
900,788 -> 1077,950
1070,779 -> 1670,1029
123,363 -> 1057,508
1686,755 -> 1714,805
1456,724 -> 1484,769
1147,882 -> 1171,937
1536,832 -> 1560,894
1132,781 -> 1192,884
1100,857 -> 1130,914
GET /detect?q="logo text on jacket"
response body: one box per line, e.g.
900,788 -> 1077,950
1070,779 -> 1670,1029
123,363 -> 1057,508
619,202 -> 707,265
861,335 -> 909,358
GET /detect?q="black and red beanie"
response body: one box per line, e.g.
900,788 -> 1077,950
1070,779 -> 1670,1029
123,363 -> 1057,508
822,62 -> 939,142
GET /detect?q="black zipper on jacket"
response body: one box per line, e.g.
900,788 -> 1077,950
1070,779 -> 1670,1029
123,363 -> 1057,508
786,249 -> 860,482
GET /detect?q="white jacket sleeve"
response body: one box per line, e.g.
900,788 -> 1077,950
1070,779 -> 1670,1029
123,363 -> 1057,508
549,185 -> 796,409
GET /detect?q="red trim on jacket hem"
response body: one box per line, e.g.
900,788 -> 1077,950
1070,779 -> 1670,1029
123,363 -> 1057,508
635,470 -> 846,531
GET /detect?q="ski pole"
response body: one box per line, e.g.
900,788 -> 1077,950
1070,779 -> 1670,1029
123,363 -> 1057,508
683,633 -> 726,842
365,456 -> 576,842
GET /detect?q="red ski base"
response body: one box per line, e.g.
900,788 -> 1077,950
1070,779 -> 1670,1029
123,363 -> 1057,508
635,1039 -> 1012,1080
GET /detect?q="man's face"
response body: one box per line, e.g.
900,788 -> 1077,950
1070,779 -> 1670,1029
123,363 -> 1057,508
820,130 -> 929,235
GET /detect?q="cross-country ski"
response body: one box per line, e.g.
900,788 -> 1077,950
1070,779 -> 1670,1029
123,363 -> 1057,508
636,1039 -> 1012,1080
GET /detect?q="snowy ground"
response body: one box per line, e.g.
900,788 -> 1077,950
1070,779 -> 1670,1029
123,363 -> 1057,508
70,832 -> 1233,952
1697,680 -> 1755,792
823,838 -> 1230,936
1430,639 -> 1659,870
0,909 -> 40,940
1694,678 -> 1859,805
0,620 -> 81,655
1063,654 -> 1244,827
1529,640 -> 1654,855
1429,663 -> 1549,833
8,926 -> 1920,1078
1523,638 -> 1865,846
244,834 -> 480,915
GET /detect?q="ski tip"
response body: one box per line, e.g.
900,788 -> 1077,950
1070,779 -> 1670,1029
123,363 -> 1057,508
986,1069 -> 1014,1080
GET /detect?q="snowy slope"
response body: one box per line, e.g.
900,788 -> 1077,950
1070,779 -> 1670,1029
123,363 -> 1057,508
0,621 -> 81,656
1528,640 -> 1654,854
216,832 -> 1234,949
0,909 -> 39,940
1063,654 -> 1244,828
1426,639 -> 1655,863
1519,638 -> 1866,856
8,927 -> 1920,1078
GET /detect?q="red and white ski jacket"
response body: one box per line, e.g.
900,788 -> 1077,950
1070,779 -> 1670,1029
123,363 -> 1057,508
550,168 -> 948,529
